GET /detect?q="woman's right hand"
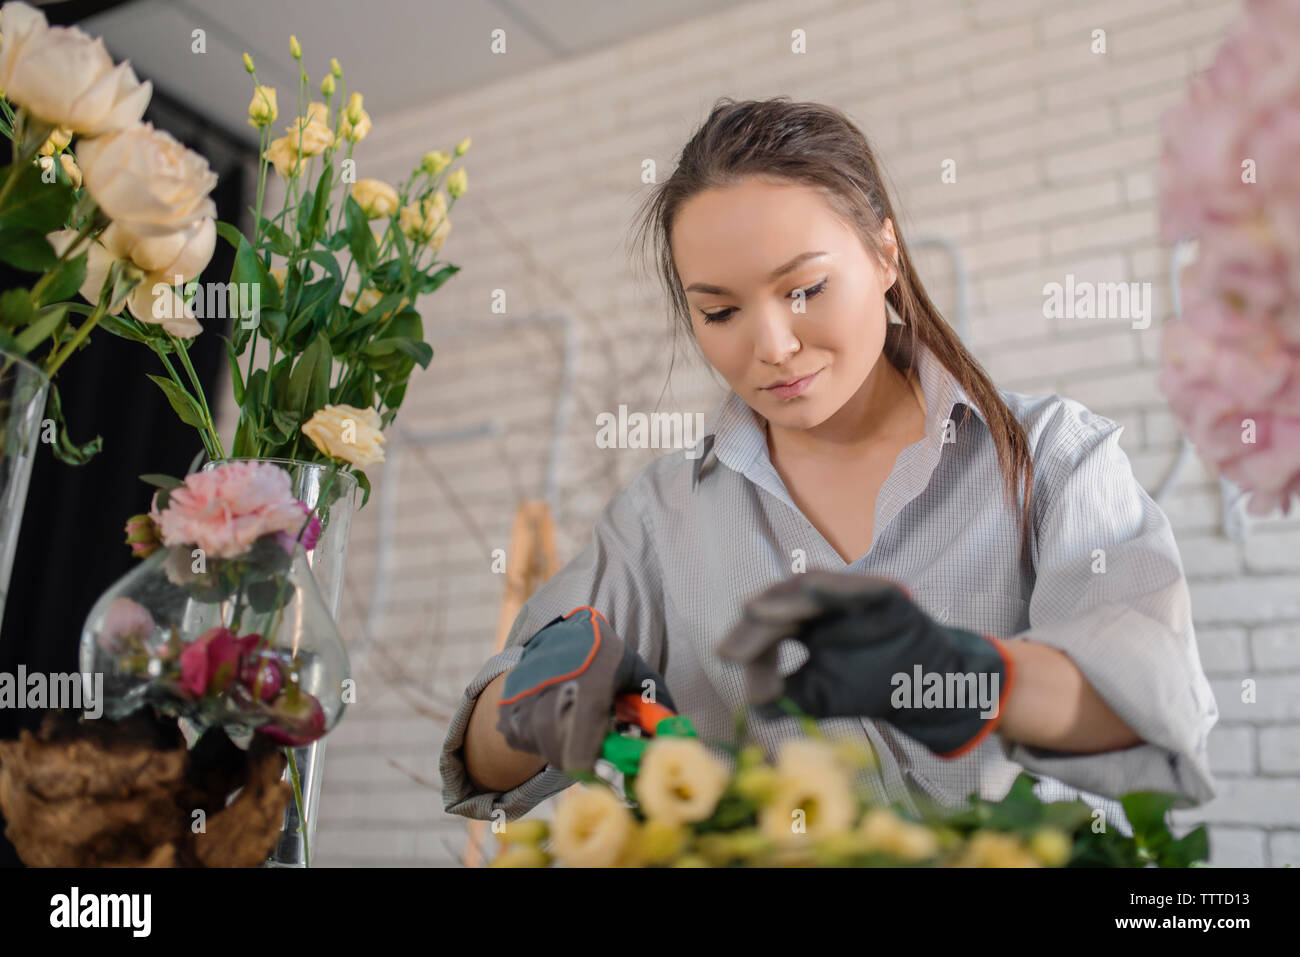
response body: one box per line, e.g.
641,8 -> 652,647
495,606 -> 676,772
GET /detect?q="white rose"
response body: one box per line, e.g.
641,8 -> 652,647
103,218 -> 215,285
301,403 -> 386,467
76,122 -> 217,236
0,1 -> 151,136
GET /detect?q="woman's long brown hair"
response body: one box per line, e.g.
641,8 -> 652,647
630,95 -> 1036,571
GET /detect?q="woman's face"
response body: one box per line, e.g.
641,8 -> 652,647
672,176 -> 898,433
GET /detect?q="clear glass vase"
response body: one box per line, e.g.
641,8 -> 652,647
0,350 -> 49,632
203,458 -> 358,867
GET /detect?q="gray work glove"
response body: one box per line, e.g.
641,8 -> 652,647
717,571 -> 1015,757
496,606 -> 676,771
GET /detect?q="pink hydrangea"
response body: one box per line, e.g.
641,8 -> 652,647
150,461 -> 307,559
1156,0 -> 1300,516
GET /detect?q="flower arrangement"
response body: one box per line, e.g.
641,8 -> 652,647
0,1 -> 467,502
1156,0 -> 1300,516
85,460 -> 347,751
490,707 -> 1210,868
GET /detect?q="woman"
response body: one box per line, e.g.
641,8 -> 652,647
440,97 -> 1217,832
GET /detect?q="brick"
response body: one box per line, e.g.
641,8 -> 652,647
1208,675 -> 1300,723
1193,579 -> 1300,627
1169,777 -> 1300,827
1206,725 -> 1254,775
1046,208 -> 1159,259
1259,725 -> 1300,773
1194,626 -> 1250,675
1179,535 -> 1245,579
1243,531 -> 1300,574
909,21 -> 1037,78
979,178 -> 1122,234
1251,624 -> 1300,670
1203,827 -> 1268,867
972,103 -> 1113,165
1269,831 -> 1300,868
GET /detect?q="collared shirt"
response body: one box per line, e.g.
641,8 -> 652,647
440,332 -> 1219,831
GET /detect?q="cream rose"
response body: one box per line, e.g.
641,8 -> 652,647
550,784 -> 634,868
76,122 -> 217,236
0,1 -> 151,136
46,226 -> 203,337
102,217 -> 215,285
302,403 -> 386,467
634,737 -> 729,825
351,178 -> 398,219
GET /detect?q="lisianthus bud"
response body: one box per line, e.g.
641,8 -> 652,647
420,149 -> 450,177
243,52 -> 255,74
289,35 -> 302,59
320,74 -> 335,96
446,167 -> 467,199
59,153 -> 81,189
124,512 -> 162,558
346,92 -> 363,125
337,106 -> 370,144
38,127 -> 72,156
247,85 -> 277,129
454,137 -> 470,156
330,57 -> 342,77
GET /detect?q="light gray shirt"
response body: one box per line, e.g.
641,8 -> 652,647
440,333 -> 1219,832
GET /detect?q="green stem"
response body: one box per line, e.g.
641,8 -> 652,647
157,349 -> 220,459
170,333 -> 224,459
44,298 -> 107,377
285,746 -> 310,866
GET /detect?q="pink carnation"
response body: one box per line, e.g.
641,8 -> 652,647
1156,0 -> 1300,516
150,461 -> 306,559
274,500 -> 322,556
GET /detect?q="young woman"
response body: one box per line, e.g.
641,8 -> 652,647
440,97 -> 1218,831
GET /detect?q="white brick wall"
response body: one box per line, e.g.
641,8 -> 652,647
229,0 -> 1298,866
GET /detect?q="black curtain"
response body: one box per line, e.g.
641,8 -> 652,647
0,9 -> 254,865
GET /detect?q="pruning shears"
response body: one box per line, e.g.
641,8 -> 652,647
598,693 -> 698,780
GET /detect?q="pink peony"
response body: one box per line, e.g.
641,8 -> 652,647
178,626 -> 260,697
258,689 -> 327,746
1156,0 -> 1300,517
98,596 -> 155,653
150,461 -> 306,559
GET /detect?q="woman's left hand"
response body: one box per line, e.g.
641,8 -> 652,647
717,570 -> 1017,758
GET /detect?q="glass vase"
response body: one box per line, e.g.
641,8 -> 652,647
203,458 -> 358,867
0,349 -> 49,632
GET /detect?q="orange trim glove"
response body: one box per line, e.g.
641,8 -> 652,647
717,571 -> 1015,758
496,606 -> 676,771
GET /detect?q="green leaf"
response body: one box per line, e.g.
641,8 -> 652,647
0,227 -> 57,271
1120,791 -> 1178,844
296,188 -> 315,244
418,263 -> 459,294
353,469 -> 371,509
1160,826 -> 1209,868
98,312 -> 153,345
363,337 -> 432,368
138,472 -> 184,490
286,331 -> 332,419
302,248 -> 342,285
0,162 -> 76,233
146,373 -> 206,428
45,380 -> 102,466
257,216 -> 294,256
266,406 -> 300,442
309,160 -> 333,243
222,334 -> 245,406
344,195 -> 378,273
38,251 -> 86,306
0,287 -> 35,329
13,302 -> 67,353
0,327 -> 18,353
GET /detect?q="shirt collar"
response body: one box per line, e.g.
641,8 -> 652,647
691,335 -> 983,491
